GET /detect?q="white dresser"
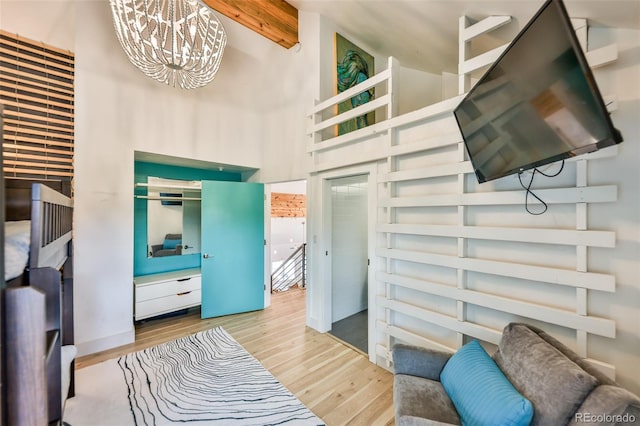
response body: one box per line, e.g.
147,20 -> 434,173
134,268 -> 201,321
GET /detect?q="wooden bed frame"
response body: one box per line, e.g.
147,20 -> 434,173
4,177 -> 74,426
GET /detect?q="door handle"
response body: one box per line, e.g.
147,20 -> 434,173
183,244 -> 191,249
203,253 -> 212,259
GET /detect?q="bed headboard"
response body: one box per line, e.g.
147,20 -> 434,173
5,178 -> 71,222
4,178 -> 73,269
29,184 -> 73,269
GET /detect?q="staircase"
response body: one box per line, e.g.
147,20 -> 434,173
271,243 -> 306,293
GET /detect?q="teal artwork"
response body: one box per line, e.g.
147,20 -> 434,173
335,33 -> 375,135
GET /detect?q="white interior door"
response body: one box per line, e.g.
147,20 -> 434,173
330,175 -> 369,323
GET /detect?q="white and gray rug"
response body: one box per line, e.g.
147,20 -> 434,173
64,327 -> 324,425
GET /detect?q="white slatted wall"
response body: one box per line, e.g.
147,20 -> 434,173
308,17 -> 620,379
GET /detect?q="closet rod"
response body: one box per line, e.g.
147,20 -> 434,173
134,195 -> 201,201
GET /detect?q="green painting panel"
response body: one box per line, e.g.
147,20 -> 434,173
335,33 -> 375,135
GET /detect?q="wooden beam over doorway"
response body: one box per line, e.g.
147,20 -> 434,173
201,0 -> 299,49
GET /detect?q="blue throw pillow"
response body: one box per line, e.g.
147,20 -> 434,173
440,340 -> 533,426
163,237 -> 181,250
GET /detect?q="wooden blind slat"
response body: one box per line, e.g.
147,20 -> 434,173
4,125 -> 73,142
0,56 -> 73,83
4,159 -> 73,171
3,142 -> 73,157
0,36 -> 74,66
1,90 -> 74,111
1,99 -> 74,119
3,109 -> 74,128
0,29 -> 74,59
3,118 -> 73,135
3,166 -> 73,178
0,46 -> 75,74
3,151 -> 73,164
0,66 -> 74,92
4,134 -> 74,149
0,82 -> 74,103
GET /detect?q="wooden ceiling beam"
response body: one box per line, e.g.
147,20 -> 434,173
201,0 -> 299,49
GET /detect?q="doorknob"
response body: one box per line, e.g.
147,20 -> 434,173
203,253 -> 212,259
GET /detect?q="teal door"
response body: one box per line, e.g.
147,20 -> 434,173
201,181 -> 265,318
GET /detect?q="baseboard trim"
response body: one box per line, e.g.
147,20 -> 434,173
75,329 -> 135,357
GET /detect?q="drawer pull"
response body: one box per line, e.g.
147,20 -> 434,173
177,277 -> 192,282
177,291 -> 192,296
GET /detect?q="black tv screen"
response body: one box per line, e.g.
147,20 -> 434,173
453,0 -> 623,183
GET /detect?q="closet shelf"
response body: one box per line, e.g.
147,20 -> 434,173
134,195 -> 202,201
135,182 -> 202,191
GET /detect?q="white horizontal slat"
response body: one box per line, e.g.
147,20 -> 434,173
375,343 -> 392,364
311,68 -> 391,114
584,358 -> 616,381
310,94 -> 391,134
311,131 -> 461,174
376,224 -> 616,248
392,131 -> 461,154
378,161 -> 473,182
380,185 -> 618,208
568,144 -> 618,161
377,296 -> 503,344
376,321 -> 454,353
459,43 -> 509,75
571,18 -> 588,50
308,119 -> 388,154
376,248 -> 615,292
378,272 -> 616,338
389,133 -> 462,162
308,95 -> 462,155
461,16 -> 512,42
585,43 -> 618,69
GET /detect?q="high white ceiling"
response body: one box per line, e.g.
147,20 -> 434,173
288,0 -> 640,74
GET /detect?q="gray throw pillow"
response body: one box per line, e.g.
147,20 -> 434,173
493,323 -> 598,426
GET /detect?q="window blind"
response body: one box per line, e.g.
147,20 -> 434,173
0,29 -> 74,181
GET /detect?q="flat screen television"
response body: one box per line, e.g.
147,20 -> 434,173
453,0 -> 623,184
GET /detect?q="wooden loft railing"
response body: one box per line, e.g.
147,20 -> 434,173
307,57 -> 400,170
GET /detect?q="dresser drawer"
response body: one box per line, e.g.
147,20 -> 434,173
136,275 -> 201,302
135,290 -> 201,320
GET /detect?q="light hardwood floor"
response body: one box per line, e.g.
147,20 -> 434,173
76,288 -> 396,426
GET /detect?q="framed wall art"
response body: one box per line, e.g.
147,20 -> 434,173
335,33 -> 375,135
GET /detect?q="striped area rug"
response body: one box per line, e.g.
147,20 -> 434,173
64,327 -> 324,426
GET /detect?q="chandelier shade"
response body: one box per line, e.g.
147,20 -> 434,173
109,0 -> 227,89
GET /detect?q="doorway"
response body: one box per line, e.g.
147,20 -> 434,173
328,175 -> 368,353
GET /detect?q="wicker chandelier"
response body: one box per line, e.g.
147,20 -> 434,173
109,0 -> 227,89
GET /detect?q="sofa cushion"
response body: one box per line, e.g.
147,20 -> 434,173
162,235 -> 181,250
440,340 -> 533,426
393,344 -> 453,381
394,374 -> 461,426
567,385 -> 640,426
494,323 -> 599,426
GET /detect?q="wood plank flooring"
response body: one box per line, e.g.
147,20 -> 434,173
75,288 -> 395,426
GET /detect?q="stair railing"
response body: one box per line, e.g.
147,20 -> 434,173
271,243 -> 306,293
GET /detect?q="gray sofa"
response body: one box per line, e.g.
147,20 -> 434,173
393,323 -> 640,426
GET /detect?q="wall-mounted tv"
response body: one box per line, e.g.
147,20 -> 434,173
453,0 -> 623,184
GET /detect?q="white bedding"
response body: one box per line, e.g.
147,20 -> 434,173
4,220 -> 31,281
